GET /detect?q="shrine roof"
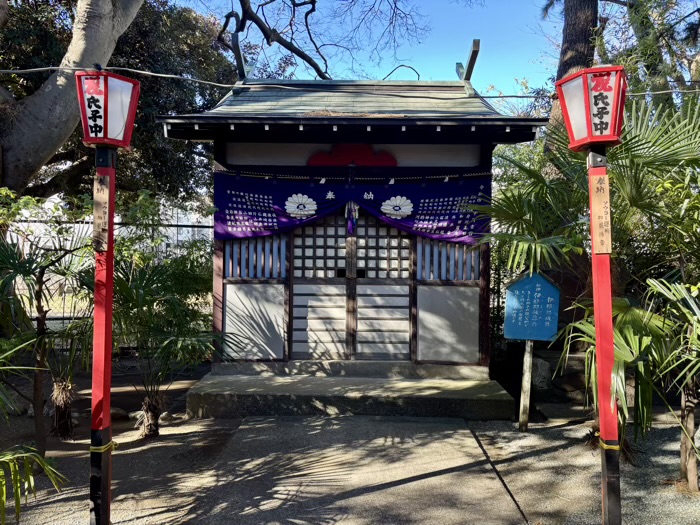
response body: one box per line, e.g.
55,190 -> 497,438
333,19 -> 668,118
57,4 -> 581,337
158,79 -> 547,143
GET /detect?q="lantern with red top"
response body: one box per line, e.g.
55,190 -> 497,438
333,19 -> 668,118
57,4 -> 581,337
75,71 -> 140,149
555,65 -> 627,152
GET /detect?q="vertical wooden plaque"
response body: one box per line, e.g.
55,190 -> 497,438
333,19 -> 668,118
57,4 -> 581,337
93,175 -> 110,252
589,173 -> 612,254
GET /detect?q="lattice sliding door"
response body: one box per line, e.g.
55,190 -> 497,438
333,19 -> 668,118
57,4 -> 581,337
291,214 -> 348,359
354,215 -> 411,360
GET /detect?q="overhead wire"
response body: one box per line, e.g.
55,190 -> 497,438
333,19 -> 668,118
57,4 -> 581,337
2,65 -> 700,99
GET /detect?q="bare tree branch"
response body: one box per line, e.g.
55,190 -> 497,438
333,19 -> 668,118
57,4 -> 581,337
237,0 -> 331,79
301,0 -> 329,76
217,10 -> 249,78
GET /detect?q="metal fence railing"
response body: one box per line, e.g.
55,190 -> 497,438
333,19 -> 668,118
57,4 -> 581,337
6,217 -> 214,326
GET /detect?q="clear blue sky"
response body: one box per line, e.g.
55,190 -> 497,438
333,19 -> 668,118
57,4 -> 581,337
361,1 -> 562,94
185,0 -> 562,95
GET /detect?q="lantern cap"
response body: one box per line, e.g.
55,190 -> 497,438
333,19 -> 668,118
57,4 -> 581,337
554,65 -> 626,89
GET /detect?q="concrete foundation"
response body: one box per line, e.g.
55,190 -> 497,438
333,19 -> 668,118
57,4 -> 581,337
210,360 -> 490,379
188,362 -> 513,420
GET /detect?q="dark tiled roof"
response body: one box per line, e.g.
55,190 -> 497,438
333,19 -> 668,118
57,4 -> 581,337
182,79 -> 505,120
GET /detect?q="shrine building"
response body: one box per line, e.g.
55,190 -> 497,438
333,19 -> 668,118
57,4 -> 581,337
158,45 -> 546,399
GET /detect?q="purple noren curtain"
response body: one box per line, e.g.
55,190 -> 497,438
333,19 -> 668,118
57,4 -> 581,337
214,172 -> 490,245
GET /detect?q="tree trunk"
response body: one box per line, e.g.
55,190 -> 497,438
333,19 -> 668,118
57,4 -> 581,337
140,396 -> 161,438
682,386 -> 698,492
549,0 -> 598,129
31,353 -> 47,458
0,0 -> 144,194
32,272 -> 48,459
50,379 -> 74,440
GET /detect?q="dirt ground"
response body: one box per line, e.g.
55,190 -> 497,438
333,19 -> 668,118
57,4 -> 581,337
2,367 -> 699,525
0,362 -> 212,471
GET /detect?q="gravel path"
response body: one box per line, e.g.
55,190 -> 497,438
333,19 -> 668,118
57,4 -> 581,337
471,420 -> 700,525
4,412 -> 699,524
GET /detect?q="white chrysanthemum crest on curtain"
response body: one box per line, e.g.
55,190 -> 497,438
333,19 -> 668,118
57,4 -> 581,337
285,194 -> 317,218
381,196 -> 413,219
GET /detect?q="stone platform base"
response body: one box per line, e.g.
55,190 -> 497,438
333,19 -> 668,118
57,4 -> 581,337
187,368 -> 513,420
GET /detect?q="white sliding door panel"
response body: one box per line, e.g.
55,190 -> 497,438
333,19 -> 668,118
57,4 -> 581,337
356,284 -> 410,360
224,284 -> 285,360
291,284 -> 347,360
417,286 -> 479,363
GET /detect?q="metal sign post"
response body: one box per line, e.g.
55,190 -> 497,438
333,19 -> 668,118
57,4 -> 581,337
504,273 -> 561,432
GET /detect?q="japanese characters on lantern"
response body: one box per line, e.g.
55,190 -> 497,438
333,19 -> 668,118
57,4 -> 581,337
80,76 -> 106,138
589,71 -> 615,136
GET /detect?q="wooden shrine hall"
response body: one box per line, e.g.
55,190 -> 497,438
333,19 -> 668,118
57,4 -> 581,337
159,42 -> 547,419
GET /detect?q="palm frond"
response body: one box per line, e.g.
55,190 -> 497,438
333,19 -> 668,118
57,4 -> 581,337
0,447 -> 66,525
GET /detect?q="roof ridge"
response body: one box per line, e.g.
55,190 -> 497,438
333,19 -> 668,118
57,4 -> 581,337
237,79 -> 466,87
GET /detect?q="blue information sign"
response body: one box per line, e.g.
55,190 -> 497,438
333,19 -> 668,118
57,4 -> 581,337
504,273 -> 560,341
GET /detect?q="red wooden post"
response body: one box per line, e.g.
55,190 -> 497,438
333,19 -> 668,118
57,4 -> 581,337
76,69 -> 140,525
556,66 -> 627,525
588,149 -> 621,525
89,147 -> 117,525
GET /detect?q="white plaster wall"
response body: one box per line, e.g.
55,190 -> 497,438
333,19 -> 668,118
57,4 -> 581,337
225,143 -> 480,167
224,283 -> 285,360
417,286 -> 480,363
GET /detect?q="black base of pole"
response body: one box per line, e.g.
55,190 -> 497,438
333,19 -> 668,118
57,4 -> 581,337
601,440 -> 621,525
89,427 -> 112,525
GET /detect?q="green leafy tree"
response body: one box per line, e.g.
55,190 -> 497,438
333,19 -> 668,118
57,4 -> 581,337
1,0 -> 236,202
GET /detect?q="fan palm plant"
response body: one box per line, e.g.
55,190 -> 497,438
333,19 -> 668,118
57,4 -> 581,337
645,278 -> 700,492
563,298 -> 671,439
0,344 -> 65,525
0,192 -> 93,450
111,256 -> 213,438
482,98 -> 700,472
484,100 -> 700,280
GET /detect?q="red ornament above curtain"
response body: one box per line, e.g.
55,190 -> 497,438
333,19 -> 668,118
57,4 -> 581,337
307,144 -> 398,167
